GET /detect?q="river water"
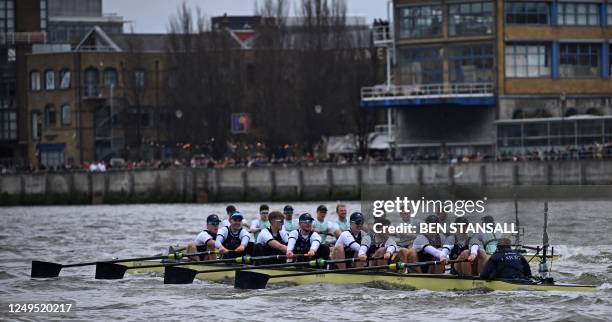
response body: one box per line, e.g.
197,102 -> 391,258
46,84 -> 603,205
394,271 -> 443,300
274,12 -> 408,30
1,201 -> 611,321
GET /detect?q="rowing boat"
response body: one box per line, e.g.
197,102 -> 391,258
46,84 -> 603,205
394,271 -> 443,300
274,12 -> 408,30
120,260 -> 594,292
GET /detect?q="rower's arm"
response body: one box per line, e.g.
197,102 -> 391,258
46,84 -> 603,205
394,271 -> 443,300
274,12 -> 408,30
214,228 -> 227,249
287,231 -> 297,252
267,240 -> 287,252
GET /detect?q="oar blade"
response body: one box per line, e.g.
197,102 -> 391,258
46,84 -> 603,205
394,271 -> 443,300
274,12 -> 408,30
234,271 -> 270,289
164,266 -> 198,284
95,262 -> 129,279
31,261 -> 63,278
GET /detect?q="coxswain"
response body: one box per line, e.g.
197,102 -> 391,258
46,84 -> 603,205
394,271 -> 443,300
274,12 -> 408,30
254,211 -> 289,263
332,212 -> 370,269
443,216 -> 487,276
186,214 -> 220,261
335,203 -> 349,232
214,211 -> 253,258
478,215 -> 502,254
221,205 -> 237,228
480,238 -> 532,280
286,213 -> 330,260
283,205 -> 299,232
250,204 -> 271,240
312,205 -> 341,242
410,214 -> 449,273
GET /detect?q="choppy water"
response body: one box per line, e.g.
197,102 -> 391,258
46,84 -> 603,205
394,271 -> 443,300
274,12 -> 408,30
1,201 -> 611,321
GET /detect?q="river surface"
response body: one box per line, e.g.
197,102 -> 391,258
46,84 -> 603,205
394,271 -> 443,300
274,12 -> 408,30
1,201 -> 611,321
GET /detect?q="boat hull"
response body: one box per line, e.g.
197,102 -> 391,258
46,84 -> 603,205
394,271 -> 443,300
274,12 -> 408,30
121,261 -> 593,292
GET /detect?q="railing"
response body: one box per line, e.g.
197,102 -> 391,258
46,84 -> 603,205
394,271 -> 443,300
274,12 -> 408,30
361,83 -> 495,101
0,32 -> 46,45
373,24 -> 392,45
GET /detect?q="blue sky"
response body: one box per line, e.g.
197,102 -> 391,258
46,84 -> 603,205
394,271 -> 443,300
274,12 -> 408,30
104,0 -> 389,33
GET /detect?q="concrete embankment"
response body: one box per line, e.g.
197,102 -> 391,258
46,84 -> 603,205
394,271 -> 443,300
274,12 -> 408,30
1,160 -> 612,205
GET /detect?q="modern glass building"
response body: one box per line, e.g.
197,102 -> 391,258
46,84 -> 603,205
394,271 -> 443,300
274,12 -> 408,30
362,0 -> 612,158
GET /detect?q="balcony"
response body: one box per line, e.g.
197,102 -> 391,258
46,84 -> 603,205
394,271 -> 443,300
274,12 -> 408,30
0,32 -> 46,45
360,83 -> 495,108
373,24 -> 392,47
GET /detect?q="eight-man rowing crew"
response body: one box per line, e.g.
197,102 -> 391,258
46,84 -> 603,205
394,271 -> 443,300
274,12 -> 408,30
186,204 -> 531,280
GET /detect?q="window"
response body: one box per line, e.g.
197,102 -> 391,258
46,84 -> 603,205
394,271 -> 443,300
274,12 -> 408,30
505,43 -> 550,77
0,0 -> 15,33
246,64 -> 256,86
449,2 -> 494,36
40,0 -> 47,31
558,3 -> 600,26
505,2 -> 549,25
104,68 -> 118,87
59,69 -> 71,89
0,110 -> 17,140
44,105 -> 56,126
448,44 -> 495,82
609,5 -> 612,26
40,149 -> 64,169
84,67 -> 99,97
134,70 -> 146,89
31,111 -> 41,140
398,5 -> 442,38
30,71 -> 41,91
559,43 -> 600,77
128,108 -> 151,127
61,104 -> 71,125
44,70 -> 55,90
398,47 -> 443,84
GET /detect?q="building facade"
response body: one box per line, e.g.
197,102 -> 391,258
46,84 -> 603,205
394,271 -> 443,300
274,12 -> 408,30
362,0 -> 612,158
26,28 -> 168,169
1,0 -> 46,169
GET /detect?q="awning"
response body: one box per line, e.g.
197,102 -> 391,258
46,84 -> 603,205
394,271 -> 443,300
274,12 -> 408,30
37,144 -> 65,152
368,132 -> 391,150
326,134 -> 357,154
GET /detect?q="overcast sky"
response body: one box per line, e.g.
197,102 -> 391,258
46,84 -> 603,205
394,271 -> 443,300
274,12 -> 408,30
104,0 -> 389,33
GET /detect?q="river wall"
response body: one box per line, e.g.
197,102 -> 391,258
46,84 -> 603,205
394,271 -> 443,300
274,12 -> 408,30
1,161 -> 612,205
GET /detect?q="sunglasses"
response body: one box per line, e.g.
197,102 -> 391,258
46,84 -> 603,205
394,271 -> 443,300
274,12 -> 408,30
351,221 -> 364,226
300,220 -> 314,225
209,222 -> 220,226
261,212 -> 269,215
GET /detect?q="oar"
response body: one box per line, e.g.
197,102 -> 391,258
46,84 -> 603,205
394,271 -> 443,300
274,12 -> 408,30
164,257 -> 364,284
95,254 -> 294,280
31,250 -> 219,278
235,259 -> 467,289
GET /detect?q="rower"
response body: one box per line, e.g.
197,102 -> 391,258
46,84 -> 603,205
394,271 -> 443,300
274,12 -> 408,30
312,205 -> 341,242
254,211 -> 289,263
214,211 -> 253,258
283,205 -> 299,232
186,214 -> 220,261
335,203 -> 349,232
397,209 -> 419,248
250,204 -> 271,240
370,217 -> 405,266
410,214 -> 449,273
221,205 -> 237,228
480,238 -> 532,280
286,213 -> 330,260
443,216 -> 487,276
332,212 -> 370,269
478,215 -> 502,254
